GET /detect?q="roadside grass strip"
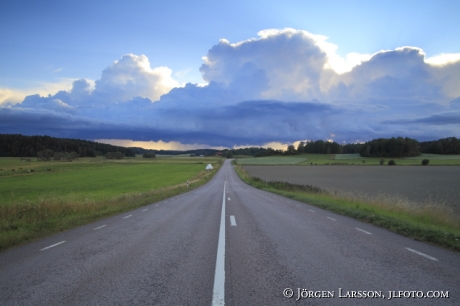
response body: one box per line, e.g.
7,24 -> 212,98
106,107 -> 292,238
233,163 -> 460,252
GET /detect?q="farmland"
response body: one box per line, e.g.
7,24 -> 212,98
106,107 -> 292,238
0,156 -> 220,204
236,153 -> 460,165
0,156 -> 222,251
235,160 -> 460,251
242,165 -> 460,214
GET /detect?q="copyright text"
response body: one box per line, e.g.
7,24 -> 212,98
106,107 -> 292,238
282,288 -> 449,301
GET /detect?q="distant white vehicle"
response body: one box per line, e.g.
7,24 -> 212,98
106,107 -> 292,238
206,164 -> 213,170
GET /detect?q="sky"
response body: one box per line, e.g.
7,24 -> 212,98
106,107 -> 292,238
1,0 -> 459,150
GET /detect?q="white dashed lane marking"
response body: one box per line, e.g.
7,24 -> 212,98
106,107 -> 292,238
123,215 -> 132,219
309,209 -> 315,213
327,217 -> 336,221
230,215 -> 237,226
40,241 -> 66,251
142,209 -> 148,212
405,248 -> 438,261
356,227 -> 372,235
93,225 -> 106,230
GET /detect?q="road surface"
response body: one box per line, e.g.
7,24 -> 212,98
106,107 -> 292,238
1,160 -> 459,305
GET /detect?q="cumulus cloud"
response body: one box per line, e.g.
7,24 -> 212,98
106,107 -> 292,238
0,79 -> 75,105
2,29 -> 459,147
21,96 -> 76,114
200,29 -> 330,101
93,54 -> 178,103
330,47 -> 447,104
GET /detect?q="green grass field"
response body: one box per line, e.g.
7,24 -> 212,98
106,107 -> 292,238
0,156 -> 222,251
2,161 -> 206,204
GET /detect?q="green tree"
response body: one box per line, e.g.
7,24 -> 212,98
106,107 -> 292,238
297,141 -> 305,153
286,145 -> 296,155
37,149 -> 54,161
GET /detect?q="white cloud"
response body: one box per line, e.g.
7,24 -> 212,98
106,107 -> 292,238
94,54 -> 179,102
425,53 -> 460,66
200,28 -> 329,101
0,79 -> 75,105
427,55 -> 460,100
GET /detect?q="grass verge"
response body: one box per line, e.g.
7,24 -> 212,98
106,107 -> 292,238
0,161 -> 222,252
234,162 -> 460,252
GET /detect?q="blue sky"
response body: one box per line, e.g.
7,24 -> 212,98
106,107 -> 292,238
1,0 -> 459,149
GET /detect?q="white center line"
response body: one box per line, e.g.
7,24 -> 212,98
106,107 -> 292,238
309,209 -> 315,213
93,225 -> 106,230
40,241 -> 66,251
155,204 -> 159,207
356,227 -> 372,235
327,217 -> 336,221
228,197 -> 231,201
142,209 -> 148,212
405,248 -> 438,261
212,182 -> 226,306
123,215 -> 132,219
230,215 -> 237,226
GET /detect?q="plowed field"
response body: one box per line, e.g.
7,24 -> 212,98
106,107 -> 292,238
242,165 -> 460,214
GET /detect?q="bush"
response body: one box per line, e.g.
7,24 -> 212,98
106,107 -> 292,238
52,152 -> 78,162
37,149 -> 54,161
379,158 -> 385,165
388,160 -> 396,166
105,152 -> 124,159
422,159 -> 429,165
143,153 -> 156,158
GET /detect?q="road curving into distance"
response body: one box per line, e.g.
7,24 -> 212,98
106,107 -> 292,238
0,160 -> 459,305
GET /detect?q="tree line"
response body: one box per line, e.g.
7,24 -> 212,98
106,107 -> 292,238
358,137 -> 459,157
359,137 -> 420,158
0,134 -> 135,158
1,134 -> 458,159
419,137 -> 460,155
227,137 -> 459,158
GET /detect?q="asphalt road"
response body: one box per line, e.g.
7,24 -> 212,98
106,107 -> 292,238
1,160 -> 459,305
